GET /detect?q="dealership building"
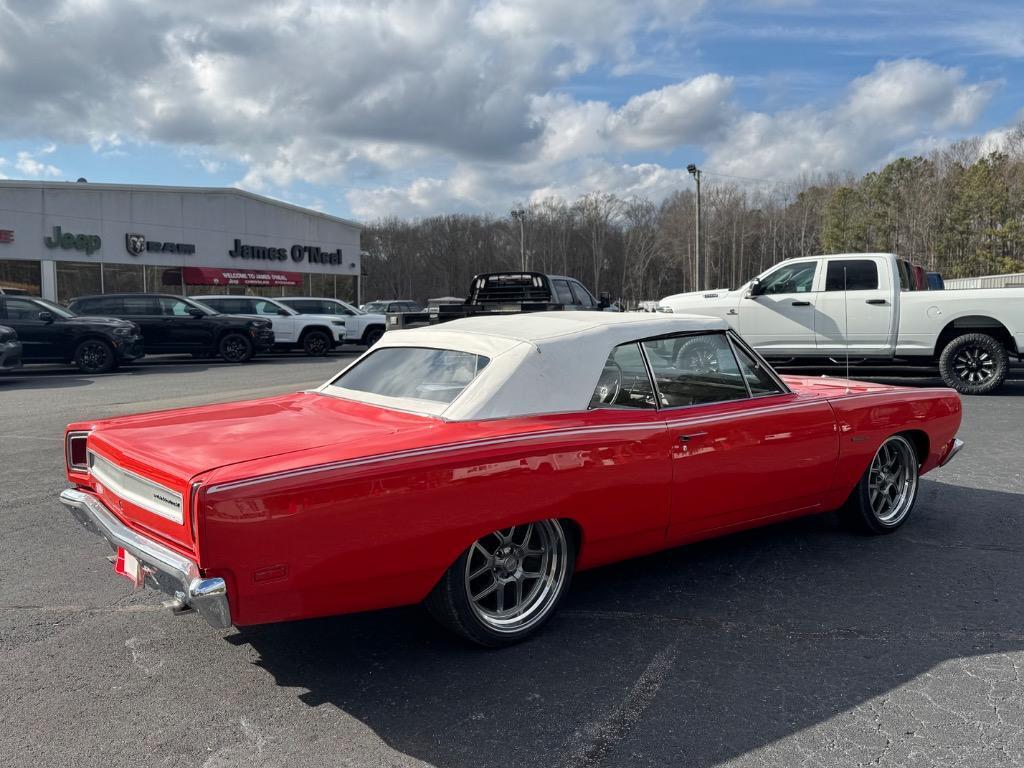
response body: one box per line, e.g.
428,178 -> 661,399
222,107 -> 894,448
0,180 -> 362,305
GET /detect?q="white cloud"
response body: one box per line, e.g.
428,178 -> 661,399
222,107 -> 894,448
704,59 -> 998,179
0,3 -> 1002,217
13,150 -> 61,178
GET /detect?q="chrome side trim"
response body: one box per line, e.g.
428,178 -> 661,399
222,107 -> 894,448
940,438 -> 965,467
59,488 -> 230,629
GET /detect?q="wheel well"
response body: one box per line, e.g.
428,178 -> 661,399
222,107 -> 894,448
361,323 -> 385,341
934,317 -> 1015,358
898,429 -> 930,465
559,517 -> 584,562
298,325 -> 331,341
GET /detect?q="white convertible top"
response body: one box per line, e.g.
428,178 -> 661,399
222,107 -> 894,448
320,311 -> 728,420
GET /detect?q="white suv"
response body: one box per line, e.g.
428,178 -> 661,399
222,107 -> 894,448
278,297 -> 387,347
194,295 -> 345,356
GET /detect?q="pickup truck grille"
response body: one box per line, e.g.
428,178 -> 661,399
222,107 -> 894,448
87,451 -> 184,524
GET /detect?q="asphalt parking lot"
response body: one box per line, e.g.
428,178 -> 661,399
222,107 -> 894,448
1,355 -> 1022,768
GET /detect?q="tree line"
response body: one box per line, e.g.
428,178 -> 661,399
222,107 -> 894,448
360,126 -> 1024,307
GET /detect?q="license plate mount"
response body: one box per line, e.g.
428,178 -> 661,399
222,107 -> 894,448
113,547 -> 144,588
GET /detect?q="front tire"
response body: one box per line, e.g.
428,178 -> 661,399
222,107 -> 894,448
425,519 -> 575,647
938,333 -> 1008,395
841,435 -> 920,534
218,332 -> 254,363
74,339 -> 116,374
302,329 -> 331,357
362,327 -> 385,347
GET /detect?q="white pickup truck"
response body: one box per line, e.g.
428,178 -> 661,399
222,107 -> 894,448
659,252 -> 1024,394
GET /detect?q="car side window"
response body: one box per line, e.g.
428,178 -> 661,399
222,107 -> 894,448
569,281 -> 596,307
552,279 -> 574,305
825,260 -> 879,291
123,297 -> 160,315
91,297 -> 124,314
643,333 -> 749,407
159,298 -> 192,316
729,336 -> 784,396
760,262 -> 817,294
252,300 -> 282,316
5,298 -> 43,320
590,342 -> 656,409
288,300 -> 318,313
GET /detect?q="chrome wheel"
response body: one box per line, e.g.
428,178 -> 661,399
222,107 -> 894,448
868,436 -> 918,526
952,345 -> 995,386
464,521 -> 568,635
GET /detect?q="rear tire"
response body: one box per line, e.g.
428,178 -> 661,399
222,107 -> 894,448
938,333 -> 1008,395
425,519 -> 575,647
302,329 -> 331,357
841,435 -> 919,534
74,339 -> 116,374
218,332 -> 253,363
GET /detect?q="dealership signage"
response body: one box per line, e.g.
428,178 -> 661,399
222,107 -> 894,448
44,226 -> 101,255
125,233 -> 196,257
0,229 -> 12,243
228,238 -> 347,266
182,266 -> 302,287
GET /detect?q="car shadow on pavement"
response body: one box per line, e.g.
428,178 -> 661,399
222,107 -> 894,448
232,479 -> 1024,767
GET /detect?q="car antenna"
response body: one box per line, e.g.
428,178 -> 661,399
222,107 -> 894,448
844,265 -> 850,392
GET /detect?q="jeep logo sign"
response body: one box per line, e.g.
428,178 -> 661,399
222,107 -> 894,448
44,226 -> 101,255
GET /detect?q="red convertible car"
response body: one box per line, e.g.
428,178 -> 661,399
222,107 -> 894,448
62,313 -> 964,646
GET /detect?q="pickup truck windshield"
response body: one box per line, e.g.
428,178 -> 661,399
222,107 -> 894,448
328,347 -> 491,407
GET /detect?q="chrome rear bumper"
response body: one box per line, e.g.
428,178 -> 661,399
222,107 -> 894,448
940,438 -> 965,467
60,488 -> 231,629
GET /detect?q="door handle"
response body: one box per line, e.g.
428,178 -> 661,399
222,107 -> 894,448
790,300 -> 811,307
865,299 -> 887,305
678,432 -> 708,443
726,309 -> 738,316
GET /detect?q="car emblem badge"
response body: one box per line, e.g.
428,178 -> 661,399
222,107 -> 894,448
125,233 -> 146,256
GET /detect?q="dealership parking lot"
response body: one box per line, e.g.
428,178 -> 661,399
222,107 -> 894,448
1,355 -> 1022,768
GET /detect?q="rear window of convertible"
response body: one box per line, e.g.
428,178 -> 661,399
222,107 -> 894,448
330,347 -> 490,405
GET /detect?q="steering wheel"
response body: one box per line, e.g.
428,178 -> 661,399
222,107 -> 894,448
674,338 -> 720,373
592,362 -> 623,405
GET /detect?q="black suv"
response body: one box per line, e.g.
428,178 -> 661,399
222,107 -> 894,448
68,294 -> 275,363
0,295 -> 144,374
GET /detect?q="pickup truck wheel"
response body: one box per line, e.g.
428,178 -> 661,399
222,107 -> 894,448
363,328 -> 385,347
938,333 -> 1008,395
74,339 -> 116,374
218,332 -> 254,363
302,330 -> 331,357
841,435 -> 919,534
425,519 -> 575,647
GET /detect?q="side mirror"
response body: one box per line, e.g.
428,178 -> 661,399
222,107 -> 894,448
187,307 -> 205,318
277,308 -> 291,316
38,311 -> 54,323
598,292 -> 611,309
747,278 -> 764,297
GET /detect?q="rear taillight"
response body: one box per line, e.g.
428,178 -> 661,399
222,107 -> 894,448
66,431 -> 89,471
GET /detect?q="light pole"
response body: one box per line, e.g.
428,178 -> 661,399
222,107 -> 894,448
687,164 -> 702,290
510,207 -> 526,271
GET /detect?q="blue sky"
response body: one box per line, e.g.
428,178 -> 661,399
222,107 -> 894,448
0,0 -> 1020,219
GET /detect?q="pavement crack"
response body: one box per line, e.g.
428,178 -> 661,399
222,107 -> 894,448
559,641 -> 678,768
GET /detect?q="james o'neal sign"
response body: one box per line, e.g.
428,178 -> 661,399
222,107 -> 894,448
228,239 -> 347,266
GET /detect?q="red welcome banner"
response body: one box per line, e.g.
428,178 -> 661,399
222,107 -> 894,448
181,266 -> 303,287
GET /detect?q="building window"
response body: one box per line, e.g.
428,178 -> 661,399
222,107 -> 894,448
0,259 -> 42,295
56,261 -> 103,304
103,263 -> 145,293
